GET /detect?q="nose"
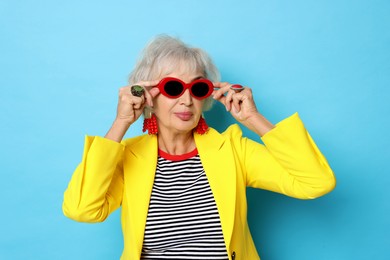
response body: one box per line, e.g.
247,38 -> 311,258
179,89 -> 193,106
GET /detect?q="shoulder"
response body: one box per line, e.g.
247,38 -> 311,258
221,124 -> 243,138
195,124 -> 244,148
200,124 -> 242,138
121,134 -> 156,147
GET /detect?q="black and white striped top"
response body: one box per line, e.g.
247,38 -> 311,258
141,148 -> 229,260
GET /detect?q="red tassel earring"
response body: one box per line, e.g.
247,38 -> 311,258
143,114 -> 158,135
195,116 -> 209,135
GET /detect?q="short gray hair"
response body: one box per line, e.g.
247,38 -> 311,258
128,35 -> 220,111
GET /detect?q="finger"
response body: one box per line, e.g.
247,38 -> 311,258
213,82 -> 230,88
143,89 -> 154,107
224,89 -> 236,111
132,97 -> 146,110
130,80 -> 160,97
130,79 -> 160,107
142,87 -> 160,108
137,79 -> 160,90
213,94 -> 226,106
120,88 -> 145,108
126,86 -> 146,104
133,102 -> 146,111
119,86 -> 131,96
232,93 -> 243,112
212,82 -> 231,100
149,87 -> 160,98
118,94 -> 135,115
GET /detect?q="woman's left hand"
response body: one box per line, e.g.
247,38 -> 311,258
213,82 -> 258,121
213,82 -> 275,136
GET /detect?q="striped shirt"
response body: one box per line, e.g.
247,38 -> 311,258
141,148 -> 229,260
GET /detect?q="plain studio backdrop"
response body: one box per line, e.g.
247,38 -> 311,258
0,0 -> 389,259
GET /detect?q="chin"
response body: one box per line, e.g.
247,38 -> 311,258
174,122 -> 197,133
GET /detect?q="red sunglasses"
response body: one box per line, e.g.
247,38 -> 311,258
156,77 -> 214,100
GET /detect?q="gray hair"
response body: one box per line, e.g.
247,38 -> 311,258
128,35 -> 220,111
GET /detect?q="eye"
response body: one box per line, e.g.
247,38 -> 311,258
191,82 -> 210,98
164,81 -> 184,96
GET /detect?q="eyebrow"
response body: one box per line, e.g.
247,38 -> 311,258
191,76 -> 204,81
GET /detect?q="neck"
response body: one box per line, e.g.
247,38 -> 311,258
157,129 -> 196,155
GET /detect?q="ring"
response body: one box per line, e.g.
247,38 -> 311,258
230,84 -> 244,93
131,85 -> 145,97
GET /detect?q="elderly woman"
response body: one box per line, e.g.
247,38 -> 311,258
63,35 -> 336,260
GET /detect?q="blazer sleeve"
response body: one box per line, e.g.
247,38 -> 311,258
241,113 -> 336,199
62,136 -> 125,222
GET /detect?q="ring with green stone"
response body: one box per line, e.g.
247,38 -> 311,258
130,85 -> 145,97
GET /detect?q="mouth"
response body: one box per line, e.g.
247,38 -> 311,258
174,112 -> 193,121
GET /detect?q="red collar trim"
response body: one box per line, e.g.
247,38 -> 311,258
158,148 -> 198,161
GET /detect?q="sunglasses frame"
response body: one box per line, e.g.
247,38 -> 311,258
156,77 -> 214,100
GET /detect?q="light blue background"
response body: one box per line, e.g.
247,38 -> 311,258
1,0 -> 389,259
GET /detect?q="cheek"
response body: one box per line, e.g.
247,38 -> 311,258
153,96 -> 175,114
153,95 -> 205,114
195,100 -> 205,111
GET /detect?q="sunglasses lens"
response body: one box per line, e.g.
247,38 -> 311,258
164,81 -> 184,97
191,82 -> 210,98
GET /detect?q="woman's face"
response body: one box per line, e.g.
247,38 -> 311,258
153,70 -> 206,135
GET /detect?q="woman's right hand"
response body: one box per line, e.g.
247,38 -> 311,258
115,80 -> 160,125
105,80 -> 160,142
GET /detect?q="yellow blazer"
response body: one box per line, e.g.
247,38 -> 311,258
63,113 -> 336,260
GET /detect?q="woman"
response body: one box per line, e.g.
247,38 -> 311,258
63,35 -> 336,260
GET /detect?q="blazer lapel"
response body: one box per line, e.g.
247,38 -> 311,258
123,134 -> 158,256
195,128 -> 237,252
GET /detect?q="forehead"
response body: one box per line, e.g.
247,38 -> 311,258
156,57 -> 204,79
